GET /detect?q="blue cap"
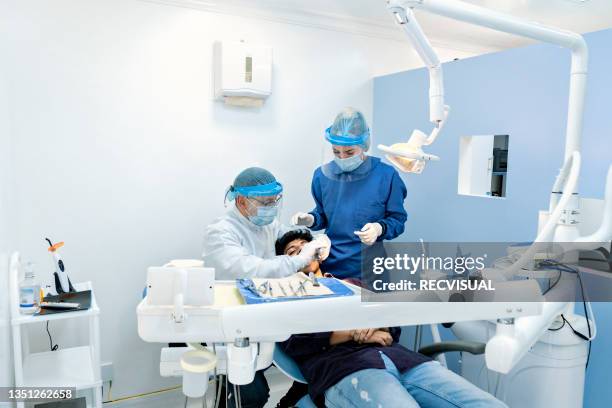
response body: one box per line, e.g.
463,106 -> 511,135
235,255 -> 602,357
325,107 -> 370,150
226,167 -> 283,201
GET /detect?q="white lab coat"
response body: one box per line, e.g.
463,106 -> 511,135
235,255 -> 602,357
202,205 -> 307,280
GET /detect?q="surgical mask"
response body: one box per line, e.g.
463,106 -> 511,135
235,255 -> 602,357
248,204 -> 279,226
334,153 -> 364,173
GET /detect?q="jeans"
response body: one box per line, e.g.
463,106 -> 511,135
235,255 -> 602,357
321,352 -> 507,408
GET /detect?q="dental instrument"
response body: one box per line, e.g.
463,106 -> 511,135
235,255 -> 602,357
257,281 -> 268,295
278,282 -> 287,297
45,238 -> 75,294
288,281 -> 298,296
297,280 -> 307,296
315,248 -> 322,261
309,272 -> 320,287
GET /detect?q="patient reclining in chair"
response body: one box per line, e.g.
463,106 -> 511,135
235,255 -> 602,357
275,229 -> 508,408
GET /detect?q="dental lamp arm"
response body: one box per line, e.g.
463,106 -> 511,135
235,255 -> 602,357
392,0 -> 587,277
381,3 -> 448,172
386,0 -> 592,376
387,3 -> 445,124
424,105 -> 449,145
397,0 -> 587,162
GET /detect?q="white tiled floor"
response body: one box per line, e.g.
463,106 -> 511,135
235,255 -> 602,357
264,366 -> 294,408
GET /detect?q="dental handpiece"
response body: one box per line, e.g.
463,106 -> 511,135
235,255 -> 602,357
279,282 -> 287,297
308,272 -> 320,287
315,248 -> 322,261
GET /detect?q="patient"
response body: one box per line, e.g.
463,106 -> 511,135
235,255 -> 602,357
275,229 -> 366,288
275,230 -> 508,408
275,229 -> 324,277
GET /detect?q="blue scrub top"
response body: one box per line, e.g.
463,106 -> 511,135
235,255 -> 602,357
309,156 -> 408,279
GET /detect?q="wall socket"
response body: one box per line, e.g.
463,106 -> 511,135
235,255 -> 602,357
101,362 -> 114,383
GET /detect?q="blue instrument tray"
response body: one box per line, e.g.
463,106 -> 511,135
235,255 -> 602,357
236,277 -> 354,304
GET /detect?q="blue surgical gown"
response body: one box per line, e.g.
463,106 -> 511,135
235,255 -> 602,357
308,156 -> 408,279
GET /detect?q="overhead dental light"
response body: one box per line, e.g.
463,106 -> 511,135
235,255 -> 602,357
378,106 -> 449,173
378,5 -> 449,174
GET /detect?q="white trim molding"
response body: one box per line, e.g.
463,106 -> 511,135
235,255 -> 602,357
137,0 -> 495,55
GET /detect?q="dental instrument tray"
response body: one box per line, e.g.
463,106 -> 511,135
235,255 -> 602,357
236,276 -> 353,304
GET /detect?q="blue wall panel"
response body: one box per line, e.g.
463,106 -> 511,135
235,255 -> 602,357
374,29 -> 612,407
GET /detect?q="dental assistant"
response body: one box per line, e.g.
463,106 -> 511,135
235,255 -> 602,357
203,167 -> 330,280
292,108 -> 407,279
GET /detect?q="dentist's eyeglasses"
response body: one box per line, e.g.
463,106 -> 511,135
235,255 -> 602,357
248,195 -> 283,207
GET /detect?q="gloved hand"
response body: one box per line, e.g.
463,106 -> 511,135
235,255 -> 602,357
291,212 -> 315,227
354,223 -> 383,245
297,238 -> 327,264
312,234 -> 331,261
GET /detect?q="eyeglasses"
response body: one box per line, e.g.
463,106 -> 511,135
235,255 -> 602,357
248,195 -> 282,207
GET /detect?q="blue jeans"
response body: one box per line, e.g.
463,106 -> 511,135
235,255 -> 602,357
320,352 -> 507,408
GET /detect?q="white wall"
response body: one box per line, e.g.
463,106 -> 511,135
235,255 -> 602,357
0,0 -> 476,398
0,9 -> 16,398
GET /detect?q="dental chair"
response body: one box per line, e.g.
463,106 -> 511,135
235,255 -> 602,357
272,336 -> 486,407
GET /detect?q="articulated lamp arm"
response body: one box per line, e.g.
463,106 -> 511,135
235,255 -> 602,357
378,1 -> 448,173
387,4 -> 445,125
383,0 -> 598,375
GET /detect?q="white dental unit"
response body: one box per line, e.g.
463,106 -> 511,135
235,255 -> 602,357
138,1 -> 612,407
138,276 -> 543,402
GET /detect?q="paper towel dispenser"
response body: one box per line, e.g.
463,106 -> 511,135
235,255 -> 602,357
213,41 -> 272,107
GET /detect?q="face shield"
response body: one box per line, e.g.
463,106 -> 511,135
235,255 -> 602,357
320,109 -> 373,183
225,181 -> 283,226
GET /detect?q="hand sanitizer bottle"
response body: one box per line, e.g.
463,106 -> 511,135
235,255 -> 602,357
19,262 -> 40,315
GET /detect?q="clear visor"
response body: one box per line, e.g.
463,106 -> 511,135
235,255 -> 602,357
243,195 -> 283,222
325,126 -> 369,146
224,181 -> 283,206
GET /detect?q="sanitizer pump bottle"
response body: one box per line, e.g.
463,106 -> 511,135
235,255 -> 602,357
19,262 -> 40,315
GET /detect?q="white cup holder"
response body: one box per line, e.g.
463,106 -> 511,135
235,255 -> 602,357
180,349 -> 217,398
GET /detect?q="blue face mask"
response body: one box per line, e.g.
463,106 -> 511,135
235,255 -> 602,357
249,205 -> 279,226
334,153 -> 364,173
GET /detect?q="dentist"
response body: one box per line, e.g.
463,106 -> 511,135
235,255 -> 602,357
203,166 -> 330,280
202,167 -> 330,408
